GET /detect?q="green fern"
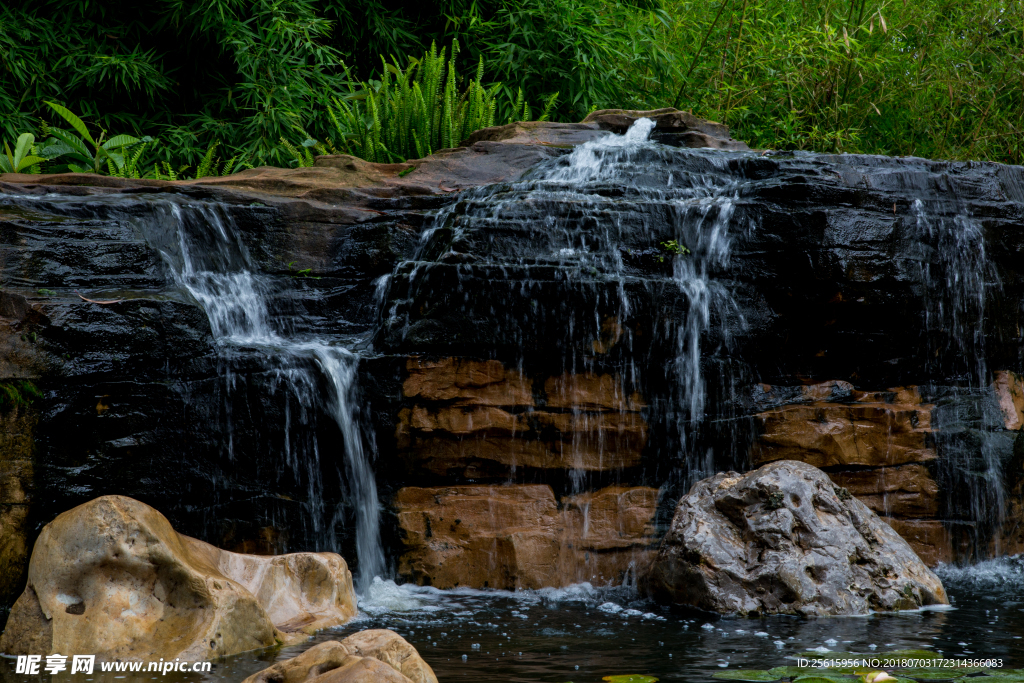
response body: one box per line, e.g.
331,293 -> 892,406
323,41 -> 522,164
195,141 -> 219,178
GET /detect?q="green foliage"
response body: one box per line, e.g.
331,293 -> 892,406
325,42 -> 512,163
1,0 -> 1021,169
44,102 -> 142,174
0,380 -> 42,411
472,0 -> 675,121
662,0 -> 1024,161
602,676 -> 659,683
658,239 -> 691,262
0,133 -> 47,173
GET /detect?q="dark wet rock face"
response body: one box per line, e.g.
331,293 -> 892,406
644,460 -> 948,615
1,113 -> 1023,606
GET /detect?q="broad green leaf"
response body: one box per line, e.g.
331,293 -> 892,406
102,134 -> 141,149
38,140 -> 75,159
48,129 -> 92,160
46,102 -> 95,146
713,671 -> 782,682
105,150 -> 126,170
0,155 -> 13,173
795,675 -> 857,683
15,156 -> 47,172
13,133 -> 34,167
603,676 -> 659,683
67,163 -> 90,173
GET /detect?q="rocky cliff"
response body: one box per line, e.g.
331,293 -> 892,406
1,110 -> 1023,610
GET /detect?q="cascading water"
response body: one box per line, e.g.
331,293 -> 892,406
378,119 -> 753,585
911,197 -> 1007,555
0,192 -> 387,588
159,199 -> 386,587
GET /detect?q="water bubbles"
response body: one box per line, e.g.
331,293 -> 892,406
774,641 -> 786,648
755,632 -> 769,637
461,655 -> 467,662
810,646 -> 831,653
471,643 -> 481,649
701,623 -> 715,631
868,644 -> 878,650
824,638 -> 838,646
598,602 -> 623,614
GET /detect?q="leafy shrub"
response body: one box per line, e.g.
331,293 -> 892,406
323,42 -> 556,163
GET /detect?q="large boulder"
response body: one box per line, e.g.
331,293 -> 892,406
645,460 -> 948,615
0,495 -> 357,660
242,630 -> 437,683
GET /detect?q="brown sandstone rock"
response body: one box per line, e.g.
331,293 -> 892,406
397,357 -> 647,475
646,460 -> 948,616
828,464 -> 940,518
880,518 -> 959,567
403,357 -> 533,406
242,631 -> 436,683
395,484 -> 658,589
0,408 -> 34,606
0,495 -> 357,660
993,370 -> 1024,430
752,400 -> 934,468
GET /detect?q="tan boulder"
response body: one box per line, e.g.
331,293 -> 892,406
395,484 -> 658,589
0,495 -> 357,660
242,630 -> 436,683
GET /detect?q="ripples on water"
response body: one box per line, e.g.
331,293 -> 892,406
6,560 -> 1018,683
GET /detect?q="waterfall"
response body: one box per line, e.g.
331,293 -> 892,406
158,198 -> 385,588
911,197 -> 1007,556
378,119 -> 752,584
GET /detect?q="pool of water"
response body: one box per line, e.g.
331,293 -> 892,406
3,558 -> 1023,683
